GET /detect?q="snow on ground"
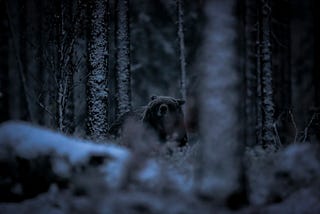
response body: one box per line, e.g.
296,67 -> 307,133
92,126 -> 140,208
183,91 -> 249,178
0,121 -> 132,200
0,121 -> 130,165
1,121 -> 320,213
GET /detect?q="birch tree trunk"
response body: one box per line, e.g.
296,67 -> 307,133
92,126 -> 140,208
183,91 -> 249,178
115,0 -> 131,117
260,0 -> 276,149
196,0 -> 242,203
176,0 -> 187,101
87,0 -> 109,140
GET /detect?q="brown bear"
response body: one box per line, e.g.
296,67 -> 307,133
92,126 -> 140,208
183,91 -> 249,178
108,96 -> 188,147
142,96 -> 188,147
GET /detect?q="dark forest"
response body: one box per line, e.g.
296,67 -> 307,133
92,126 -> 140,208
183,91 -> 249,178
0,0 -> 320,213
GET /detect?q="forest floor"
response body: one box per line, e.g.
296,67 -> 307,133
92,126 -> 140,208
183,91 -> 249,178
0,122 -> 320,214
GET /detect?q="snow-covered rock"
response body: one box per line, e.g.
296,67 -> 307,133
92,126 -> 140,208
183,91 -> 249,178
246,144 -> 320,206
270,144 -> 320,201
0,121 -> 131,201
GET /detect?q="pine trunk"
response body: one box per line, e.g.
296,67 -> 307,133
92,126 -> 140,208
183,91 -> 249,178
177,0 -> 187,101
244,0 -> 259,146
25,0 -> 41,124
197,0 -> 242,202
0,1 -> 9,122
6,0 -> 27,120
260,0 -> 275,149
73,5 -> 89,137
87,0 -> 109,140
256,4 -> 263,147
39,0 -> 55,128
291,0 -> 316,137
54,0 -> 77,133
115,0 -> 131,117
63,0 -> 76,134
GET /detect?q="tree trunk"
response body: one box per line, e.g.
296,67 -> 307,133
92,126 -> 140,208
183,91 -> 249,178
54,0 -> 78,134
271,0 -> 293,145
6,0 -> 29,121
87,0 -> 109,140
73,37 -> 88,137
314,0 -> 320,107
0,1 -> 9,122
73,4 -> 89,137
176,0 -> 187,101
196,0 -> 243,204
39,0 -> 55,128
244,0 -> 259,146
255,3 -> 263,147
115,0 -> 131,117
260,0 -> 276,149
56,0 -> 66,132
63,0 -> 76,134
25,0 -> 41,124
291,0 -> 315,132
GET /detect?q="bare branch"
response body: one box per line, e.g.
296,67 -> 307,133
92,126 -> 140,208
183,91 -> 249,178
288,110 -> 298,144
302,113 -> 317,143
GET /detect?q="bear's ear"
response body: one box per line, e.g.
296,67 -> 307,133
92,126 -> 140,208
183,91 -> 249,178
177,99 -> 185,106
150,95 -> 158,100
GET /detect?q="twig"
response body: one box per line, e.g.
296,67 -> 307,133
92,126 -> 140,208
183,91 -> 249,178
271,31 -> 288,49
302,113 -> 317,143
288,110 -> 298,144
36,94 -> 56,120
273,123 -> 282,149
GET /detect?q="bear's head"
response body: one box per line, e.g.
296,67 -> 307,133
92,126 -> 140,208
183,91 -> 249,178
142,96 -> 188,146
